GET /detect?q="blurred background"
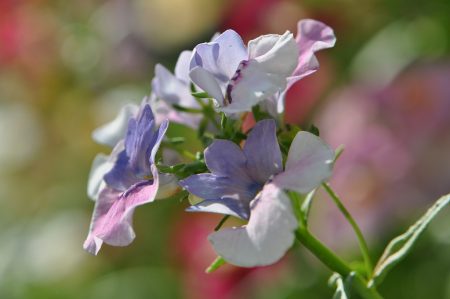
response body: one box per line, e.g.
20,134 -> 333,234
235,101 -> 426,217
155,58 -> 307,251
1,0 -> 449,298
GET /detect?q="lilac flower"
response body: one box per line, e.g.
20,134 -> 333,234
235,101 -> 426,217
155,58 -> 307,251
151,51 -> 203,129
264,19 -> 336,116
84,103 -> 168,255
189,30 -> 299,114
180,119 -> 334,266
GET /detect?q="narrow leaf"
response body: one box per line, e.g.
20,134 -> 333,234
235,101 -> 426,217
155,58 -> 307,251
191,91 -> 210,98
205,256 -> 226,273
370,193 -> 450,286
301,190 -> 316,226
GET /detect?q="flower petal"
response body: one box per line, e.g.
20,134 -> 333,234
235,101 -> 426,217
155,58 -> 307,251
204,139 -> 249,179
180,174 -> 258,219
92,104 -> 138,147
84,165 -> 160,255
243,119 -> 282,184
222,60 -> 287,113
190,30 -> 247,81
290,19 -> 336,86
189,66 -> 225,105
208,183 -> 297,267
273,131 -> 334,193
248,31 -> 299,77
174,50 -> 193,83
152,64 -> 197,107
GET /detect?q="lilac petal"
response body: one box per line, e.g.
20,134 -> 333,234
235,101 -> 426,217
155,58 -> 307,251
190,30 -> 247,81
104,150 -> 140,192
92,104 -> 138,147
273,131 -> 334,193
289,19 -> 336,87
204,139 -> 250,181
208,183 -> 297,267
149,119 -> 168,164
124,104 -> 156,176
84,165 -> 160,255
174,50 -> 193,83
180,173 -> 258,219
104,109 -> 168,191
189,66 -> 225,105
243,119 -> 282,184
248,31 -> 298,76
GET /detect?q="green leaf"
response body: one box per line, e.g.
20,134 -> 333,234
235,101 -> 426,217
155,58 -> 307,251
205,256 -> 226,273
300,190 -> 317,226
370,193 -> 450,286
191,91 -> 210,98
307,124 -> 320,136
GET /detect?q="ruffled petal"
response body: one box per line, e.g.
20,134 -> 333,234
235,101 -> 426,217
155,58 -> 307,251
289,19 -> 336,86
222,32 -> 298,114
273,131 -> 334,193
208,183 -> 297,267
248,31 -> 299,76
243,119 -> 282,184
84,165 -> 160,255
92,104 -> 138,147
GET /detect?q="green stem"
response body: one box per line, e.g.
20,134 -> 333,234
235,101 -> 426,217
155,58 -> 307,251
296,228 -> 383,299
322,183 -> 374,277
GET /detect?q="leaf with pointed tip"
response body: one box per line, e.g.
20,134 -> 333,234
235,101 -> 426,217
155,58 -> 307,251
205,256 -> 226,273
370,193 -> 450,286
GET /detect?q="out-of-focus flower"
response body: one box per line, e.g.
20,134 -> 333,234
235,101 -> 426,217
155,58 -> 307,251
84,103 -> 168,255
189,30 -> 298,114
151,51 -> 202,128
180,119 -> 334,266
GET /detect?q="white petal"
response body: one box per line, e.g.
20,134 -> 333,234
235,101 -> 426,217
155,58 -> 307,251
209,183 -> 298,267
189,66 -> 225,105
174,50 -> 193,83
221,60 -> 287,113
274,132 -> 334,193
248,31 -> 299,76
87,141 -> 124,201
92,104 -> 138,147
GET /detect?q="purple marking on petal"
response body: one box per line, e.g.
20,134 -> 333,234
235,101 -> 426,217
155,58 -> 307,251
243,119 -> 283,184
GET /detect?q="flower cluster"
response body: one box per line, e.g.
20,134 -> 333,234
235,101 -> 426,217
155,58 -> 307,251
85,19 -> 336,267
